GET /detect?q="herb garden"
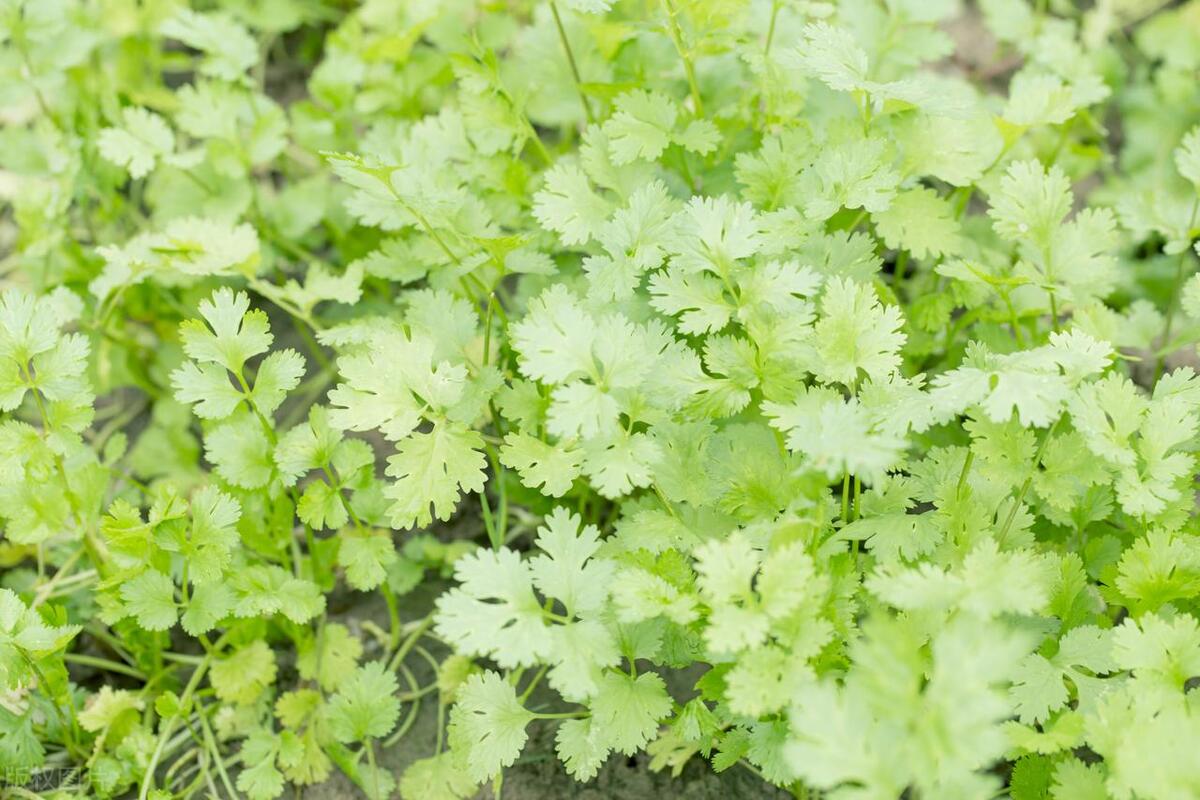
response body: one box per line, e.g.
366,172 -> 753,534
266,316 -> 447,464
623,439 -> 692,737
2,0 -> 1200,798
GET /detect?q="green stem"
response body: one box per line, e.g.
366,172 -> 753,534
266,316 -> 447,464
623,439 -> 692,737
198,709 -> 238,800
662,0 -> 704,116
1002,291 -> 1028,347
139,636 -> 225,800
764,0 -> 781,57
31,548 -> 85,607
365,738 -> 381,800
484,443 -> 509,544
480,481 -> 501,550
518,664 -> 550,703
997,416 -> 1060,544
1156,196 -> 1200,380
387,615 -> 434,673
28,657 -> 83,759
293,313 -> 333,371
524,122 -> 554,165
233,368 -> 278,445
531,710 -> 589,720
549,1 -> 594,124
1046,117 -> 1075,167
840,471 -> 851,521
382,583 -> 402,654
956,450 -> 975,498
391,666 -> 425,744
63,653 -> 147,680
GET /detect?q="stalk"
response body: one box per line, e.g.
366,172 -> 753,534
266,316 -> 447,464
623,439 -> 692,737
661,0 -> 704,115
549,1 -> 594,124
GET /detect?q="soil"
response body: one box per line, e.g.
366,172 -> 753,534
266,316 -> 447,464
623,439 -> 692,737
301,579 -> 792,800
304,696 -> 789,800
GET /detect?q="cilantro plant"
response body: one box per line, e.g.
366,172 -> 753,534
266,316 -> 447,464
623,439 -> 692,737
3,0 -> 1200,799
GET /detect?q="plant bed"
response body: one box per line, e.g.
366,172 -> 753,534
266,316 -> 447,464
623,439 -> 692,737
2,1 -> 1200,799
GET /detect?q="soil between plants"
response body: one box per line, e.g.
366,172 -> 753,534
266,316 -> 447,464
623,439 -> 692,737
302,579 -> 791,800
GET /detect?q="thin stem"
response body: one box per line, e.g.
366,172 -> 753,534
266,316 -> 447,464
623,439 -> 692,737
387,615 -> 434,673
436,699 -> 446,753
63,653 -> 147,680
392,665 -> 425,743
399,681 -> 439,702
1156,196 -> 1200,380
85,625 -> 139,666
324,464 -> 364,531
480,481 -> 501,550
531,710 -> 589,720
162,651 -> 206,666
524,123 -> 554,165
840,471 -> 851,521
1046,117 -> 1075,166
484,443 -> 510,544
1002,291 -> 1028,347
382,584 -> 402,654
383,660 -> 425,747
31,548 -> 85,607
483,291 -> 497,368
293,314 -> 333,371
997,416 -> 1060,544
662,0 -> 704,116
954,138 -> 1019,220
233,368 -> 278,445
139,636 -> 225,800
365,737 -> 381,800
28,658 -> 83,758
764,0 -> 781,57
956,450 -> 975,498
518,664 -> 549,703
549,1 -> 594,124
161,747 -> 199,790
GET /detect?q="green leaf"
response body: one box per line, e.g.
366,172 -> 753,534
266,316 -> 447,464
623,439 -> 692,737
1010,626 -> 1115,724
533,164 -> 612,246
327,661 -> 400,742
236,731 -> 286,800
786,22 -> 869,92
589,671 -> 672,755
434,547 -> 551,668
250,350 -> 306,416
988,160 -> 1073,247
399,752 -> 477,800
1175,125 -> 1200,186
230,566 -> 325,623
874,187 -> 963,259
384,422 -> 487,530
297,622 -> 362,692
556,718 -> 609,781
205,413 -> 275,489
97,107 -> 175,179
210,640 -> 278,705
120,570 -> 178,632
499,432 -> 582,498
338,529 -> 398,591
0,589 -> 81,689
180,289 -> 273,373
181,581 -> 235,636
160,9 -> 258,81
447,671 -> 534,783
